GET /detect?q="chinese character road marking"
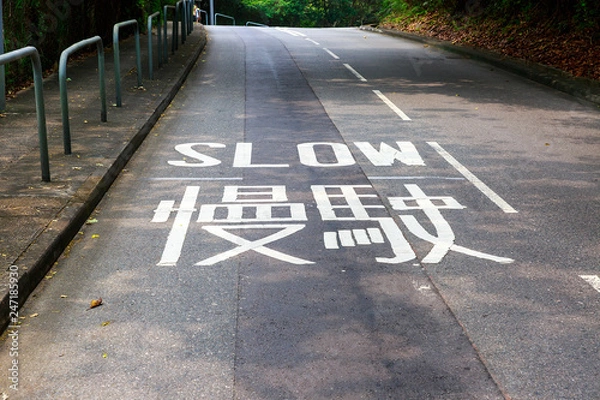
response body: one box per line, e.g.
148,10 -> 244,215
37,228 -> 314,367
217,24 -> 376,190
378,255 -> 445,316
391,184 -> 514,264
153,186 -> 200,266
314,184 -> 513,265
196,224 -> 314,266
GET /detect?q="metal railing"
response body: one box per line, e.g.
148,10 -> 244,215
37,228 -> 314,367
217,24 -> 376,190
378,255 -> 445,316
163,5 -> 177,59
59,36 -> 107,155
0,47 -> 49,181
113,20 -> 143,107
215,13 -> 235,25
185,0 -> 194,35
246,21 -> 268,27
199,9 -> 208,25
148,12 -> 163,80
176,1 -> 186,45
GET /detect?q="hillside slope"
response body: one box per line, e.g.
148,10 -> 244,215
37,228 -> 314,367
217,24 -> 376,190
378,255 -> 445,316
380,12 -> 599,82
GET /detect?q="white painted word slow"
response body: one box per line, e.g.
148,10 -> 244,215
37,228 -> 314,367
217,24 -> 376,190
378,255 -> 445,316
168,141 -> 426,168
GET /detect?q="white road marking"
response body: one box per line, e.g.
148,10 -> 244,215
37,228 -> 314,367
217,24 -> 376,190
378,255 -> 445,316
355,141 -> 424,166
276,27 -> 306,37
427,142 -> 518,214
196,224 -> 314,265
372,90 -> 411,121
156,186 -> 200,266
305,38 -> 320,45
338,230 -> 355,247
580,275 -> 600,293
368,176 -> 465,181
324,231 -> 339,249
343,63 -> 367,82
352,229 -> 371,245
366,227 -> 384,244
233,143 -> 289,168
149,177 -> 244,181
323,48 -> 340,60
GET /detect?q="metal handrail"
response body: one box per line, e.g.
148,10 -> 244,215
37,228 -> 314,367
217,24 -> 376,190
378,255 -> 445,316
59,36 -> 107,155
113,20 -> 142,107
215,13 -> 235,25
176,1 -> 186,45
200,10 -> 208,25
246,21 -> 268,27
163,5 -> 178,59
148,12 -> 163,80
186,0 -> 194,35
0,47 -> 49,181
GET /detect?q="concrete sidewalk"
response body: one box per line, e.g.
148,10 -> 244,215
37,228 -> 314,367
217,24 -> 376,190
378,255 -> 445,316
0,24 -> 206,331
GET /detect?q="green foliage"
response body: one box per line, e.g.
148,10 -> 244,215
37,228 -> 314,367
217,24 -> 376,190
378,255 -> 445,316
241,0 -> 383,27
382,0 -> 600,28
2,0 -> 176,92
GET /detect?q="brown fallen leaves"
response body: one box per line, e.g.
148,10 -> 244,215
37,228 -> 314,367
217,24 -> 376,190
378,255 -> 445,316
89,297 -> 103,309
381,13 -> 599,81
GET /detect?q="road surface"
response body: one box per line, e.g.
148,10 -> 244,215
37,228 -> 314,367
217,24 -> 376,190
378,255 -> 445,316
1,26 -> 599,399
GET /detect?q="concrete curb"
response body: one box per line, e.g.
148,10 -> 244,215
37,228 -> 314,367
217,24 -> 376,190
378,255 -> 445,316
0,29 -> 207,333
360,25 -> 600,107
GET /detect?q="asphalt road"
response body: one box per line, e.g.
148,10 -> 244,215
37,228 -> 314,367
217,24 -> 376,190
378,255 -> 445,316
1,26 -> 599,399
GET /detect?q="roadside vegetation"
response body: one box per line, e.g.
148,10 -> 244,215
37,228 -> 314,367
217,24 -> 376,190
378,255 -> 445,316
2,0 -> 172,94
2,0 -> 598,93
378,0 -> 600,81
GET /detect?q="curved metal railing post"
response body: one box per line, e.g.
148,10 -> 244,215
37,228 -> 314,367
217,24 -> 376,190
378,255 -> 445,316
113,20 -> 143,107
215,13 -> 235,25
148,12 -> 162,79
0,47 -> 50,181
59,36 -> 107,155
246,21 -> 269,27
176,1 -> 186,45
163,5 -> 177,60
188,0 -> 194,34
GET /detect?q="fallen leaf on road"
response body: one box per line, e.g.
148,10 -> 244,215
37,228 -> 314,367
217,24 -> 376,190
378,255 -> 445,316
85,218 -> 98,225
101,321 -> 111,327
29,313 -> 39,318
60,295 -> 68,298
45,271 -> 57,280
91,234 -> 100,239
89,298 -> 103,309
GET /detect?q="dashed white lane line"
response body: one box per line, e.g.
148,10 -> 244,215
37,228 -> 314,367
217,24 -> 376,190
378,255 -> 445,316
343,63 -> 367,82
372,90 -> 411,121
323,48 -> 340,60
275,27 -> 306,37
305,38 -> 320,45
580,275 -> 600,293
427,142 -> 518,214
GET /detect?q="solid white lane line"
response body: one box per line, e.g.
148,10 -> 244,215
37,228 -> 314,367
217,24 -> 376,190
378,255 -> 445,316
149,177 -> 244,181
343,63 -> 367,82
372,90 -> 411,121
368,176 -> 465,181
427,142 -> 518,214
580,275 -> 600,293
305,38 -> 320,45
323,48 -> 340,60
